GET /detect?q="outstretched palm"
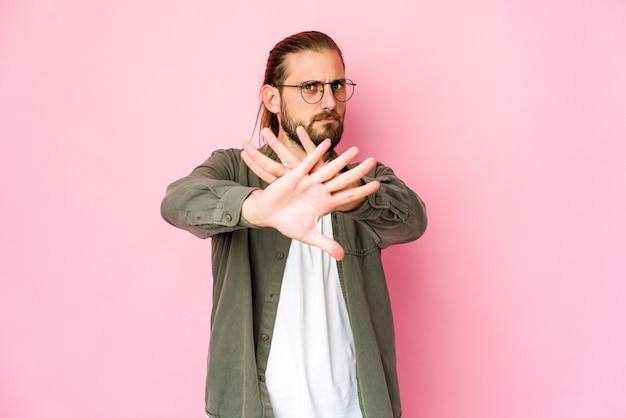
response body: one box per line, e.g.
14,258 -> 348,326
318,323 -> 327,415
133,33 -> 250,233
240,127 -> 379,260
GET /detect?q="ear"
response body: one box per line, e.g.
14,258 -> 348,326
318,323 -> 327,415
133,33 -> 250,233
261,84 -> 281,114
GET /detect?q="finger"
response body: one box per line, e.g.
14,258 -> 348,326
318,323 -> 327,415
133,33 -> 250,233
241,143 -> 279,184
332,180 -> 380,209
309,146 -> 362,184
296,126 -> 325,172
323,157 -> 377,192
242,140 -> 288,176
296,126 -> 317,154
291,137 -> 332,177
304,231 -> 346,260
241,141 -> 287,184
261,128 -> 302,169
241,150 -> 277,184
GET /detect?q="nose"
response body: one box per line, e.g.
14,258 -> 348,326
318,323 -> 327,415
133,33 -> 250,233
319,84 -> 337,111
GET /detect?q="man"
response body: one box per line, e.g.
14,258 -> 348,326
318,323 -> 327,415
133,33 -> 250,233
161,31 -> 427,418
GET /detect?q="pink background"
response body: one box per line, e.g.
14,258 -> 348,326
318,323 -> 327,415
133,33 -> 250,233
1,1 -> 625,417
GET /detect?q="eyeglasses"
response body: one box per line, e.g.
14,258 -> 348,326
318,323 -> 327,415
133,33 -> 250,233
275,78 -> 356,104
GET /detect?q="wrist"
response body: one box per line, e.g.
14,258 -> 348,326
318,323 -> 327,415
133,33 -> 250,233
241,189 -> 265,227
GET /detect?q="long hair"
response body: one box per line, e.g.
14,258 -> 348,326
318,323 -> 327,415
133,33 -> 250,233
254,31 -> 345,139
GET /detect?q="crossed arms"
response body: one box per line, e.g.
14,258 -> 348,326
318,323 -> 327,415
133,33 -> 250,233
161,127 -> 426,259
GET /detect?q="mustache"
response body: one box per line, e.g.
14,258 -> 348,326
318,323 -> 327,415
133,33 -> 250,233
313,110 -> 342,121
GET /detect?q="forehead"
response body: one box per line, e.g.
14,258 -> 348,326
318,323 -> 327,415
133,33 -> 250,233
283,49 -> 345,82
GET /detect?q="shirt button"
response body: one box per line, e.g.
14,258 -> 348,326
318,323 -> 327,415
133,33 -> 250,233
225,214 -> 232,222
259,374 -> 265,382
276,251 -> 284,260
260,334 -> 269,341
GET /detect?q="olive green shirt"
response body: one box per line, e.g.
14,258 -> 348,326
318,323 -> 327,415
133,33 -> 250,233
161,145 -> 427,418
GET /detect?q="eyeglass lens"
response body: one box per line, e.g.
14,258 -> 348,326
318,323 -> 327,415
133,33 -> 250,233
301,80 -> 354,104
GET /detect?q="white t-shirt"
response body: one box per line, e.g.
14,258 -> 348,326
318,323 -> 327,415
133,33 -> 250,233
265,214 -> 362,418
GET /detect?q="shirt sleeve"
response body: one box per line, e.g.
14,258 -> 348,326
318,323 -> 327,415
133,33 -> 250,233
343,161 -> 427,248
160,148 -> 259,239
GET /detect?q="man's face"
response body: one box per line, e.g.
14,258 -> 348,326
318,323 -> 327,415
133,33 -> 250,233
277,49 -> 347,152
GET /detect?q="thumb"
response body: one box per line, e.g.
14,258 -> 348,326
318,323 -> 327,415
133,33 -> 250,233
306,232 -> 345,261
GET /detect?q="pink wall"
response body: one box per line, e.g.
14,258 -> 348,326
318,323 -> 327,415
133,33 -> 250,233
1,1 -> 625,417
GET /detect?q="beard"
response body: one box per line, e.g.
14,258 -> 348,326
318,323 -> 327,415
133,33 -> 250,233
279,102 -> 344,153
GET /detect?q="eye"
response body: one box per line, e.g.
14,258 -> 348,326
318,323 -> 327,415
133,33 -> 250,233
331,79 -> 346,91
302,81 -> 321,92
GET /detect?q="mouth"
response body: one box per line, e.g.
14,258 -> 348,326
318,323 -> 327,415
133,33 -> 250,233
315,117 -> 338,124
314,111 -> 340,124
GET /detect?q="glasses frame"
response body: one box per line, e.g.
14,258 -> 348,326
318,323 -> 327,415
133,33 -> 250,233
275,78 -> 356,104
